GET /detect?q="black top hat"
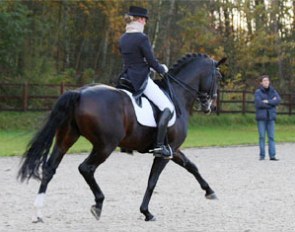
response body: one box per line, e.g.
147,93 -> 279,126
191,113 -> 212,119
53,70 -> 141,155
127,6 -> 148,19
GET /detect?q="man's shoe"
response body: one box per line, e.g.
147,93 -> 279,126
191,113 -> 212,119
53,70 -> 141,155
259,157 -> 265,160
153,145 -> 173,159
270,157 -> 279,161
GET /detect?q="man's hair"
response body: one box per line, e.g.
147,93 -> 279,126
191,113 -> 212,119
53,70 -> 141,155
260,75 -> 269,82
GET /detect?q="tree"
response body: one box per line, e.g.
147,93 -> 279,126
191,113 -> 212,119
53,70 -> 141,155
0,1 -> 30,79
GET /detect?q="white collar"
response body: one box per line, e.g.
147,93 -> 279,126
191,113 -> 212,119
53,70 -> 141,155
126,21 -> 144,33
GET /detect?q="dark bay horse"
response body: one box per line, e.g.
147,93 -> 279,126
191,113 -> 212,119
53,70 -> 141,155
18,53 -> 226,222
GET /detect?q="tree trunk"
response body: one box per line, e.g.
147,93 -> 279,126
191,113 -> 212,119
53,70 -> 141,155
151,0 -> 162,50
254,0 -> 266,31
271,1 -> 284,89
63,2 -> 70,69
245,0 -> 252,38
223,0 -> 231,38
101,28 -> 109,68
75,39 -> 85,72
56,1 -> 62,72
165,0 -> 175,66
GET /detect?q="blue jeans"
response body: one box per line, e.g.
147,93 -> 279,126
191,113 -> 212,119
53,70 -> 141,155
257,120 -> 276,158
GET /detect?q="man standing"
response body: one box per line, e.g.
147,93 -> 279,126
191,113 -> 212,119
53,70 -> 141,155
254,75 -> 281,161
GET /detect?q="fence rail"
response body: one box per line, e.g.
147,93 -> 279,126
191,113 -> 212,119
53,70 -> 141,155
215,89 -> 295,115
1,82 -> 294,115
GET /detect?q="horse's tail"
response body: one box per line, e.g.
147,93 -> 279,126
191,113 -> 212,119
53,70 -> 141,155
18,90 -> 80,182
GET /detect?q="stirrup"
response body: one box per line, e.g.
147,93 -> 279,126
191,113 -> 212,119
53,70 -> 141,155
152,145 -> 173,159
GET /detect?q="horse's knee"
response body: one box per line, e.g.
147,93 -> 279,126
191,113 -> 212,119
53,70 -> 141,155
78,163 -> 94,177
78,163 -> 88,176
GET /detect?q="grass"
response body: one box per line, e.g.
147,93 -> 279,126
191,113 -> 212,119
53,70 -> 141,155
0,112 -> 295,156
185,124 -> 295,147
0,130 -> 92,157
186,114 -> 295,147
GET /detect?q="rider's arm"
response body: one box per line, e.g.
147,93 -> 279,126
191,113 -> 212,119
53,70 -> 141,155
140,35 -> 166,74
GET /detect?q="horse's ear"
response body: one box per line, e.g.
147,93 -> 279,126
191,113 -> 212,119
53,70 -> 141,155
216,57 -> 227,67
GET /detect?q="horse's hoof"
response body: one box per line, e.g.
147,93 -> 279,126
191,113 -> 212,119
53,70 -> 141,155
145,215 -> 156,221
32,216 -> 44,223
205,192 -> 218,200
91,205 -> 102,220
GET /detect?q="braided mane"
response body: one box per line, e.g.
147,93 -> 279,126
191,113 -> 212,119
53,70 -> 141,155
168,53 -> 209,76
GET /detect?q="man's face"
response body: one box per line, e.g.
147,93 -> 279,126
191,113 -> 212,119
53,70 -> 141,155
261,77 -> 270,88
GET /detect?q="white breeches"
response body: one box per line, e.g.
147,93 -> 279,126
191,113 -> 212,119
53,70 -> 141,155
143,77 -> 174,112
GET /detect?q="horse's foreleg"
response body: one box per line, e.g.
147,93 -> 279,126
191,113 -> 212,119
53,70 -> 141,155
78,148 -> 111,221
172,149 -> 217,199
140,157 -> 169,221
33,128 -> 79,223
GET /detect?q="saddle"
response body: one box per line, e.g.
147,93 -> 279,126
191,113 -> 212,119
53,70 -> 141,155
117,77 -> 176,128
117,76 -> 146,107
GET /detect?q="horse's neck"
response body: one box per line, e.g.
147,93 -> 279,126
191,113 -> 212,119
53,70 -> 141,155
172,76 -> 198,114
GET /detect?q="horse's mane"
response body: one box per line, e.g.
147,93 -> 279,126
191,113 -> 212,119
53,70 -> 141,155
168,53 -> 209,76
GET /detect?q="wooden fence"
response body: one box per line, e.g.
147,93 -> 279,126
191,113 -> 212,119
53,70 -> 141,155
215,90 -> 295,115
0,82 -> 294,115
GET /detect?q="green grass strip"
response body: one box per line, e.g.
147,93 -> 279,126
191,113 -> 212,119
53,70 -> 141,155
1,112 -> 294,156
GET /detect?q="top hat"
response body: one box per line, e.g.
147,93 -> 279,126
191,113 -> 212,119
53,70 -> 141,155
127,6 -> 148,19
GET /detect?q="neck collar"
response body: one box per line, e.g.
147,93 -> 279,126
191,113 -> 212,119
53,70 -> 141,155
126,21 -> 144,33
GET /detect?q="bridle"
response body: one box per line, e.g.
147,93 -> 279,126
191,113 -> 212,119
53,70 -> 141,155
164,59 -> 220,105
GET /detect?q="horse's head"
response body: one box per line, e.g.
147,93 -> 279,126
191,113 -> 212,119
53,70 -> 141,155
167,54 -> 226,115
198,57 -> 226,114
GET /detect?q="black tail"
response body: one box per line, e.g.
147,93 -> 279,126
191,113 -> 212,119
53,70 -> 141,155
18,90 -> 80,182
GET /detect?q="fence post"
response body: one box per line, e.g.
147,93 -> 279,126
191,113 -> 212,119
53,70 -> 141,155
216,89 -> 220,115
289,93 -> 292,115
242,90 -> 246,115
60,82 -> 65,95
22,82 -> 28,111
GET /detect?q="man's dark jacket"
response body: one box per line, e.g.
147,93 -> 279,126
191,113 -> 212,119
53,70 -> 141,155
254,86 -> 281,121
119,32 -> 165,92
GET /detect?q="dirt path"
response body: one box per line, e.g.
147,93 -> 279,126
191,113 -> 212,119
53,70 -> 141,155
1,143 -> 295,232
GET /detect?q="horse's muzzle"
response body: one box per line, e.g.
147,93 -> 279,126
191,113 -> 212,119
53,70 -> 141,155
202,99 -> 217,114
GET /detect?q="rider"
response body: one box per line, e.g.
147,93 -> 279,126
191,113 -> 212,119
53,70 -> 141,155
119,6 -> 174,159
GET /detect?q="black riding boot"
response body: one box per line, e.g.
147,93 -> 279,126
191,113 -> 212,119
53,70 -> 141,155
153,108 -> 173,159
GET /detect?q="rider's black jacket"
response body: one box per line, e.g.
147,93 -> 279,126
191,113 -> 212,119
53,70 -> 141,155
119,32 -> 165,92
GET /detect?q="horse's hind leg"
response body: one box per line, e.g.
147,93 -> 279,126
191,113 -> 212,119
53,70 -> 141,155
172,149 -> 217,199
78,145 -> 115,220
33,126 -> 79,223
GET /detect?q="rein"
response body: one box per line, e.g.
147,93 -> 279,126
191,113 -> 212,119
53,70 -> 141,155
164,72 -> 200,102
165,59 -> 218,101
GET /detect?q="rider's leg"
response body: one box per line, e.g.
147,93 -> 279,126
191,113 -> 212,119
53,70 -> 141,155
143,77 -> 174,158
154,108 -> 173,158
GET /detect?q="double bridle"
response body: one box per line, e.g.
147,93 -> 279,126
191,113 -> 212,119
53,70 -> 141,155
165,60 -> 219,103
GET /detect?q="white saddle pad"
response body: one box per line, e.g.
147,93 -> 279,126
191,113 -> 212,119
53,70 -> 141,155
120,89 -> 176,127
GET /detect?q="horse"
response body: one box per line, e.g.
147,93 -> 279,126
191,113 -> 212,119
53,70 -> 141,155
18,53 -> 226,222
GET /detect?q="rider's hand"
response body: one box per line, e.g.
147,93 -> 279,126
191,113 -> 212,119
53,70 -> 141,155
262,100 -> 269,104
161,64 -> 168,73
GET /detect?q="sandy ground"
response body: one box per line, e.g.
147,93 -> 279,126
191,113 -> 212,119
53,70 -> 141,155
1,143 -> 295,232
